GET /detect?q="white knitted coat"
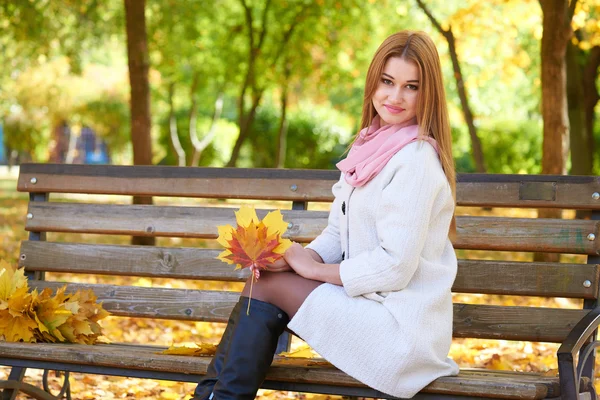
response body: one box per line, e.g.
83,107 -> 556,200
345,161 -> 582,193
288,141 -> 459,398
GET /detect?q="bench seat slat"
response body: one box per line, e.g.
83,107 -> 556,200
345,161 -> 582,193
25,203 -> 600,254
18,164 -> 600,209
20,242 -> 600,299
0,342 -> 557,399
29,281 -> 588,342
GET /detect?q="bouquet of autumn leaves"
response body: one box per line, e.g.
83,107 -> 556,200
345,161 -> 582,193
0,260 -> 109,344
217,206 -> 292,314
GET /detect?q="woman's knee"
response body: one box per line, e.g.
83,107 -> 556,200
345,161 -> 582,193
242,271 -> 296,300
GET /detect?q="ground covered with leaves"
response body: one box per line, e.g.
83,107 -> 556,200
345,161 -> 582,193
0,172 -> 596,399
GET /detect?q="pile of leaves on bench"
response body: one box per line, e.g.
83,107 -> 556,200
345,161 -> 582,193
0,260 -> 109,344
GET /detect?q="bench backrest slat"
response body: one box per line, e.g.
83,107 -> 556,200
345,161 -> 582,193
25,203 -> 600,254
19,241 -> 600,299
18,164 -> 600,209
27,280 -> 589,343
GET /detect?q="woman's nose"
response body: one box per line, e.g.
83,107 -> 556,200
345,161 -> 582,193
388,87 -> 402,102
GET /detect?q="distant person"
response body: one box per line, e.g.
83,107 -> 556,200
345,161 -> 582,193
192,30 -> 459,399
48,122 -> 71,163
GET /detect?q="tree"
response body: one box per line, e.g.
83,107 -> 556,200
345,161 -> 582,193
124,0 -> 154,246
539,0 -> 576,176
535,0 -> 577,263
226,0 -> 317,167
415,0 -> 487,173
567,0 -> 600,176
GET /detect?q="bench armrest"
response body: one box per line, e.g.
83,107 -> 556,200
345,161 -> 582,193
557,305 -> 600,397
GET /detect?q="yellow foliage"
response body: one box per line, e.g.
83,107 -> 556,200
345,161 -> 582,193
0,262 -> 109,344
160,343 -> 217,357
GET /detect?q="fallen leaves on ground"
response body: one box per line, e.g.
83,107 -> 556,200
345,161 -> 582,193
161,343 -> 217,356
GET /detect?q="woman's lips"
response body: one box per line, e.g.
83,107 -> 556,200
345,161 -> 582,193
384,105 -> 404,114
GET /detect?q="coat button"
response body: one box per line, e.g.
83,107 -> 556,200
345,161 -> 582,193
341,201 -> 346,215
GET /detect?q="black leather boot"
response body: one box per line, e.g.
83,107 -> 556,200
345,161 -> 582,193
207,297 -> 289,400
192,300 -> 243,399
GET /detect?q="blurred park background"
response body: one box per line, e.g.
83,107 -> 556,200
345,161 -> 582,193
0,0 -> 598,175
1,0 -> 600,399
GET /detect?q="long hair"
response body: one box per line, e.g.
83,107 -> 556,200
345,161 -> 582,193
358,30 -> 456,235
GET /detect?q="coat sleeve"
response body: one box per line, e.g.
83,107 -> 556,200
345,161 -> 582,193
305,174 -> 344,264
339,159 -> 446,297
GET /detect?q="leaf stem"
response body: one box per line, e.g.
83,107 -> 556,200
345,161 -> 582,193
247,271 -> 255,315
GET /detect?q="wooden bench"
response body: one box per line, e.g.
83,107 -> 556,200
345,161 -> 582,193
1,162 -> 599,400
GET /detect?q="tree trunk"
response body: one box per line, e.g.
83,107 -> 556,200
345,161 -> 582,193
168,82 -> 186,166
583,46 -> 600,173
190,90 -> 224,167
227,90 -> 263,167
415,0 -> 486,173
124,0 -> 154,246
566,42 -> 589,176
445,32 -> 486,173
276,103 -> 288,168
275,79 -> 289,168
535,0 -> 573,262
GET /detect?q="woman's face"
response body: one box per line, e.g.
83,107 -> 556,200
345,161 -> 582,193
372,57 -> 419,127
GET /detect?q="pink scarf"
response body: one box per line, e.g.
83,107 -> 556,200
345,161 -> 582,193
336,116 -> 438,187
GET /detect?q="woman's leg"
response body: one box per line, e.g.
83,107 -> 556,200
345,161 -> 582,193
193,272 -> 322,399
240,271 -> 323,319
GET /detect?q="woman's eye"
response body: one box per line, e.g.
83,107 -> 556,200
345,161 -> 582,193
381,78 -> 393,85
407,84 -> 419,90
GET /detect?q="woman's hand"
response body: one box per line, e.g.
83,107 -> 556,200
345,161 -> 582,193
284,242 -> 318,280
265,257 -> 292,273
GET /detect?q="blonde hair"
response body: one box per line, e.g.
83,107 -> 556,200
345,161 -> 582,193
359,30 -> 456,236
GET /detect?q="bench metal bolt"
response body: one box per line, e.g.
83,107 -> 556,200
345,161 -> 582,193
593,192 -> 600,200
20,254 -> 26,261
290,184 -> 298,192
30,177 -> 37,184
288,222 -> 293,229
588,233 -> 596,241
26,213 -> 33,219
584,280 -> 592,288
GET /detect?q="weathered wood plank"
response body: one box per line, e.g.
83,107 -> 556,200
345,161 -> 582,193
20,241 -> 600,298
25,203 -> 600,253
29,281 -> 240,323
457,175 -> 600,209
455,259 -> 599,298
0,342 -> 557,399
18,163 -> 600,209
25,203 -> 327,243
452,304 -> 586,342
28,281 -> 588,342
455,216 -> 599,254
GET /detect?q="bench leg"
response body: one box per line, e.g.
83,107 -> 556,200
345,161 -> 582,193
0,368 -> 71,400
1,367 -> 26,400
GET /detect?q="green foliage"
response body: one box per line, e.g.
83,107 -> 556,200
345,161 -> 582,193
453,120 -> 543,174
241,102 -> 352,169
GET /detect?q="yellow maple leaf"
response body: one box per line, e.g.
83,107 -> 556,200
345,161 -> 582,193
0,260 -> 27,302
278,345 -> 321,358
160,343 -> 217,357
216,207 -> 292,271
0,309 -> 37,342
